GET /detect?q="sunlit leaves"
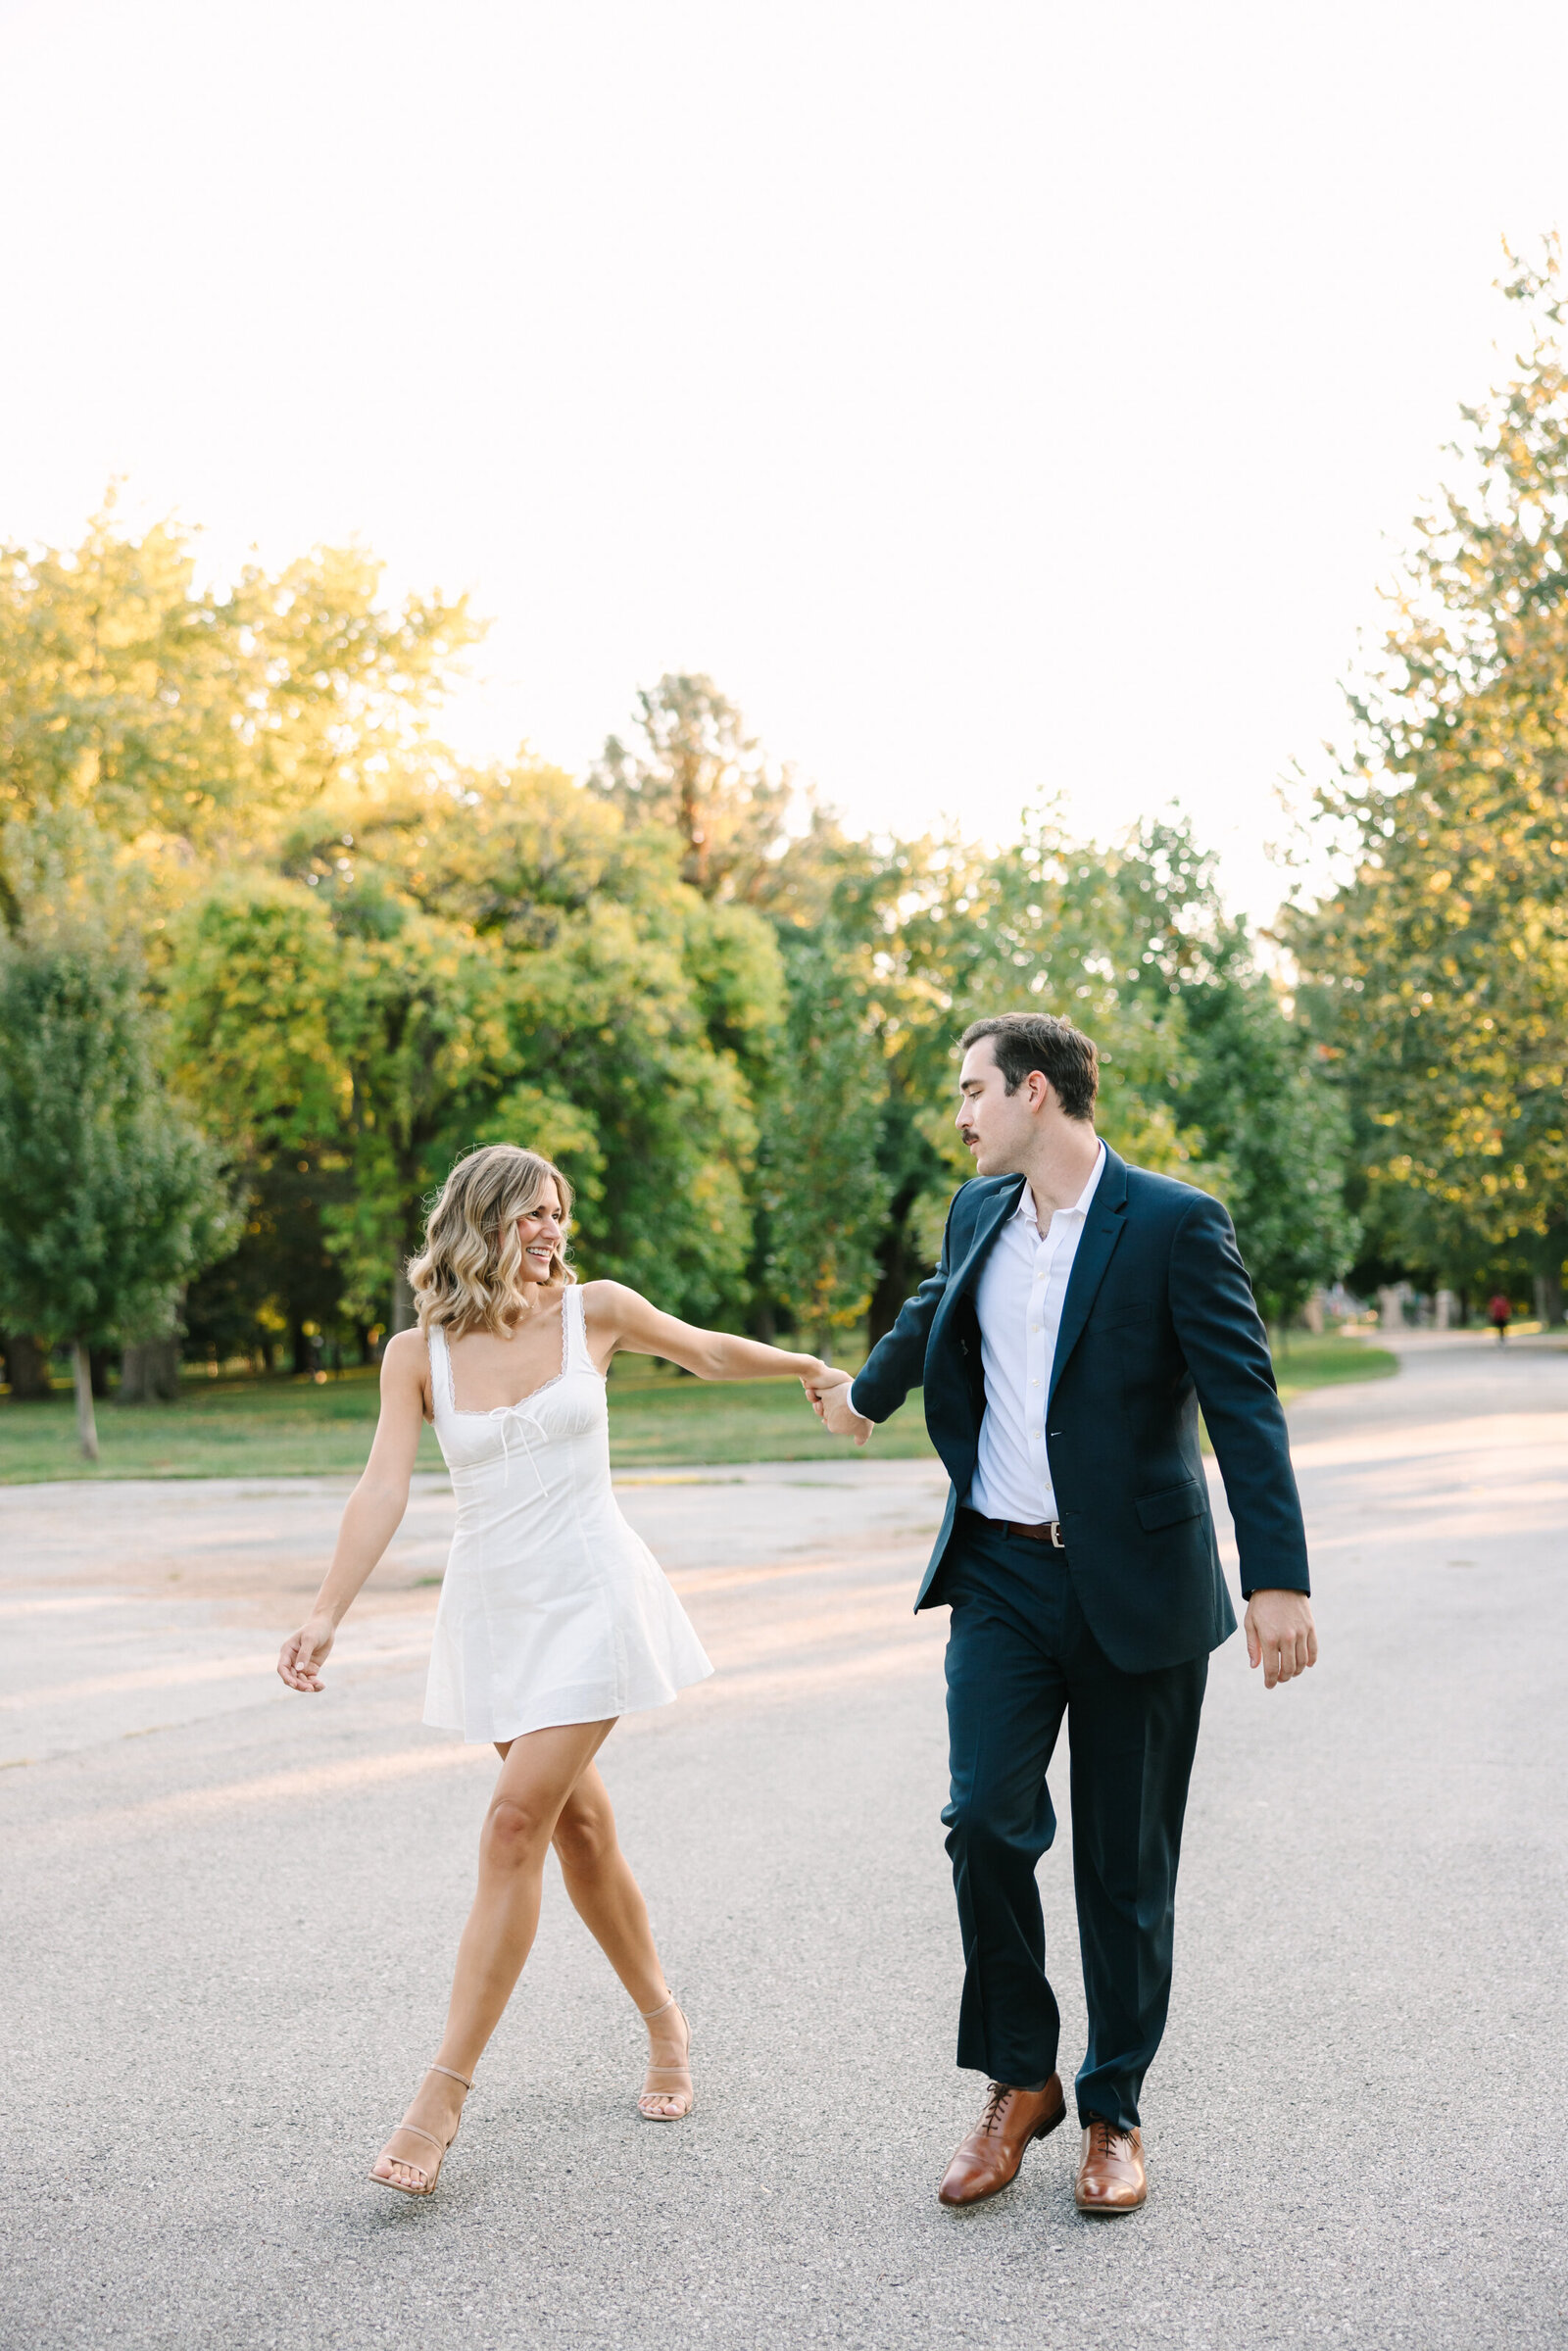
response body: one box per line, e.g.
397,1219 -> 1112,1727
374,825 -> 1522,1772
1292,242 -> 1568,1291
0,938 -> 236,1345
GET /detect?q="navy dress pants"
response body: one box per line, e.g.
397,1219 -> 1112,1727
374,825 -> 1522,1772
941,1515 -> 1208,2131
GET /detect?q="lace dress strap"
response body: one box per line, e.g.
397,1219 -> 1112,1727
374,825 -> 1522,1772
563,1282 -> 593,1375
425,1324 -> 454,1425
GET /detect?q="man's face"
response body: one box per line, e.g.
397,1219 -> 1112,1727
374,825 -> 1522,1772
955,1039 -> 1048,1174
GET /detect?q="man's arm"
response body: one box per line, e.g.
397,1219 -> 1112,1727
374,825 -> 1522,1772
848,1193 -> 961,1424
807,1192 -> 962,1443
1167,1193 -> 1317,1689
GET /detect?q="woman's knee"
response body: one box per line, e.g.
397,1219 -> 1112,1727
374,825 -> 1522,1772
552,1790 -> 615,1875
482,1793 -> 555,1868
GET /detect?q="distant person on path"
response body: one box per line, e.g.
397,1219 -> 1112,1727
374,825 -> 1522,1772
808,1012 -> 1315,2217
277,1144 -> 834,2197
1489,1292 -> 1512,1343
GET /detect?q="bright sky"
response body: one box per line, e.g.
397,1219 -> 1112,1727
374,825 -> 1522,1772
4,0 -> 1568,924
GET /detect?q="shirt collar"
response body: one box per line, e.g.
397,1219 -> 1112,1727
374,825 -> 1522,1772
1012,1140 -> 1106,1235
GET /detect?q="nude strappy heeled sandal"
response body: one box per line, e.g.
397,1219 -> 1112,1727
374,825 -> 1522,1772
637,1993 -> 694,2121
368,2063 -> 473,2196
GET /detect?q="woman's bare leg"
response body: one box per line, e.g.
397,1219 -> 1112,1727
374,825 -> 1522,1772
552,1764 -> 690,2116
371,1716 -> 613,2188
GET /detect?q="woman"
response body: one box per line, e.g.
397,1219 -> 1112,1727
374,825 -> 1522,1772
276,1143 -> 834,2196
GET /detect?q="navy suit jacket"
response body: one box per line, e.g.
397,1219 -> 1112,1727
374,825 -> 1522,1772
850,1148 -> 1309,1675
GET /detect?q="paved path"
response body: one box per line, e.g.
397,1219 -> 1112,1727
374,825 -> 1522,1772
3,1336 -> 1566,2349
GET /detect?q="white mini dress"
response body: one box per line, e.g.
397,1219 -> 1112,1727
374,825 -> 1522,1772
421,1286 -> 713,1744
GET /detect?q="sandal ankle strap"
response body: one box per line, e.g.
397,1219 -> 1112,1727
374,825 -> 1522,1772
638,1991 -> 679,2021
425,2063 -> 473,2090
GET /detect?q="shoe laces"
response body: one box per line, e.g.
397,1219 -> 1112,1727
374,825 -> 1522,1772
1089,2118 -> 1133,2160
980,2082 -> 1012,2135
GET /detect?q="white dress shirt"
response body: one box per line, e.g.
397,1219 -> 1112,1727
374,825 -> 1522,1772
965,1143 -> 1106,1524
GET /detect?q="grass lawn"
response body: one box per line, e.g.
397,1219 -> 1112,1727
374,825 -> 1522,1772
0,1332 -> 1396,1485
1269,1330 -> 1398,1407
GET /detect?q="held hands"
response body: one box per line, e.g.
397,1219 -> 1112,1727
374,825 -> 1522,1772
801,1364 -> 874,1448
277,1616 -> 336,1692
1244,1591 -> 1318,1690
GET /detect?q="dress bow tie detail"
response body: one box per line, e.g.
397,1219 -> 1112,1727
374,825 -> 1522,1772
495,1401 -> 548,1494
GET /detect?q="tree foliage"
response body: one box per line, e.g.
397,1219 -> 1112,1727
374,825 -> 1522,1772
1290,243 -> 1568,1308
757,927 -> 892,1351
0,502 -> 1370,1390
0,937 -> 234,1349
1170,936 -> 1358,1320
0,497 -> 478,936
169,765 -> 779,1326
589,673 -> 793,901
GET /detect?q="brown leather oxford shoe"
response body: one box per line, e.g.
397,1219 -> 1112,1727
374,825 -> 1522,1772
1074,2119 -> 1146,2213
937,2077 -> 1067,2206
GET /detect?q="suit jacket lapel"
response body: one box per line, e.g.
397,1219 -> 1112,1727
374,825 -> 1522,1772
939,1175 -> 1025,1320
1048,1148 -> 1129,1405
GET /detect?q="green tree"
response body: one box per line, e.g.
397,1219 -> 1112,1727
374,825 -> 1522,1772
355,763 -> 786,1318
1291,243 -> 1568,1317
0,938 -> 235,1455
0,499 -> 479,934
170,763 -> 785,1332
589,673 -> 794,900
181,1155 -> 355,1374
1173,935 -> 1358,1321
169,877 -> 520,1327
756,929 -> 891,1352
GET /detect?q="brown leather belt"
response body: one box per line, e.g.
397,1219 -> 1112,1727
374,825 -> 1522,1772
970,1513 -> 1066,1548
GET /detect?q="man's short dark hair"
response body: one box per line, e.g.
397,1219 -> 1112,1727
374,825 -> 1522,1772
958,1012 -> 1099,1122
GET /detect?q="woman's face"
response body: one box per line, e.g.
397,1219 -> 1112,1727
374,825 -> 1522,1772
514,1182 -> 564,1289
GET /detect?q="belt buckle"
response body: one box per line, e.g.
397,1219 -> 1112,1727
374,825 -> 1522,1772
1049,1521 -> 1064,1548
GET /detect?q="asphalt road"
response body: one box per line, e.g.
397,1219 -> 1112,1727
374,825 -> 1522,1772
3,1333 -> 1566,2350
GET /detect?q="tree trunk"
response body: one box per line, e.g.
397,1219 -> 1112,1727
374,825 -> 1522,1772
391,1266 -> 416,1334
121,1335 -> 182,1402
89,1345 -> 113,1398
1,1331 -> 52,1399
868,1182 -> 922,1345
71,1338 -> 100,1461
1536,1222 -> 1566,1328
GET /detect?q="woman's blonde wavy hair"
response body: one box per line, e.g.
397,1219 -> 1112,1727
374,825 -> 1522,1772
407,1145 -> 575,1337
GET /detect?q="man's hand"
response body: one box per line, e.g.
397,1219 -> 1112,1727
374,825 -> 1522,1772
802,1366 -> 874,1448
1244,1590 -> 1318,1690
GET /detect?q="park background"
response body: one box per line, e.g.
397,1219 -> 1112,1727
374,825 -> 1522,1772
3,6 -> 1568,1475
4,254 -> 1568,1468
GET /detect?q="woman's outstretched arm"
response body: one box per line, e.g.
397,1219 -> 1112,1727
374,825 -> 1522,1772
582,1281 -> 832,1384
275,1331 -> 428,1692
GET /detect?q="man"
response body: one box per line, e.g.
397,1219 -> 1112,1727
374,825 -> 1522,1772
809,1012 -> 1315,2216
